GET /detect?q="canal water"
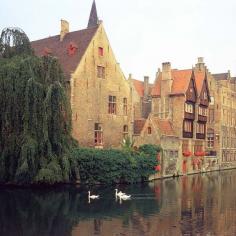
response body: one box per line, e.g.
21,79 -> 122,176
0,170 -> 236,236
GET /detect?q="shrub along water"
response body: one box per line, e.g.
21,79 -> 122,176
73,144 -> 161,185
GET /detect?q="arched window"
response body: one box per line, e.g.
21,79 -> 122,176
148,126 -> 152,134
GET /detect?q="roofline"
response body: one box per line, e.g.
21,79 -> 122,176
31,25 -> 99,43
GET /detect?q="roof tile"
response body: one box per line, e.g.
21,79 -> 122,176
31,26 -> 99,81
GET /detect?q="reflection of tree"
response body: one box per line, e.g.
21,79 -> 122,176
0,186 -> 161,236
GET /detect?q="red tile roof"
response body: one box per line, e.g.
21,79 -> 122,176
31,26 -> 99,81
133,119 -> 146,135
212,73 -> 228,81
194,71 -> 205,94
132,79 -> 144,97
152,69 -> 197,96
153,118 -> 175,136
171,70 -> 192,95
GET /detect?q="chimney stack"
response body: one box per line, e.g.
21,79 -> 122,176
144,76 -> 149,98
60,19 -> 69,41
162,62 -> 171,81
161,62 -> 172,96
196,57 -> 205,71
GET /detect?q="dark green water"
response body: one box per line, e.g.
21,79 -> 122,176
1,170 -> 236,236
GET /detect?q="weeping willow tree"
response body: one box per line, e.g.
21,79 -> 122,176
0,28 -> 79,184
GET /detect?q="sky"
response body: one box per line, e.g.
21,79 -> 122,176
1,0 -> 236,82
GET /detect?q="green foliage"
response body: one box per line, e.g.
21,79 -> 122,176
72,147 -> 159,185
0,28 -> 78,185
138,144 -> 162,157
0,27 -> 33,58
120,136 -> 135,152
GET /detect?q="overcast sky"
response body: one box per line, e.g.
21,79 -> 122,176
1,0 -> 236,81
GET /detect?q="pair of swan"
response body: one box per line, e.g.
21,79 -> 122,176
88,189 -> 131,202
115,189 -> 131,200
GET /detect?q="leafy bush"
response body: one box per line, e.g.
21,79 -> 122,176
72,146 -> 160,185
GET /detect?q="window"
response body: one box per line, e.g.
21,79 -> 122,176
108,96 -> 116,114
182,140 -> 189,152
94,123 -> 103,146
123,125 -> 128,139
184,120 -> 192,132
98,47 -> 104,56
207,129 -> 214,148
185,103 -> 194,113
194,142 -> 203,153
203,91 -> 207,100
198,106 -> 207,116
97,66 -> 105,78
196,123 -> 205,134
123,98 -> 128,115
148,127 -> 152,134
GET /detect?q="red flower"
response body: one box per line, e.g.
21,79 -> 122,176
183,151 -> 192,157
155,165 -> 161,172
195,151 -> 205,157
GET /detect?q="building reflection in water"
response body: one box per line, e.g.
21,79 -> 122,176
0,171 -> 236,235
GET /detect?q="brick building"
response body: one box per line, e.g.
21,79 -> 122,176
132,59 -> 211,174
32,1 -> 133,148
207,69 -> 236,168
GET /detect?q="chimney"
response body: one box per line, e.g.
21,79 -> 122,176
196,57 -> 205,71
60,19 -> 69,41
161,62 -> 172,96
144,76 -> 149,98
162,62 -> 171,80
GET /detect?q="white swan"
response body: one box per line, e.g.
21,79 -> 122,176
115,189 -> 125,197
88,191 -> 99,199
119,193 -> 131,200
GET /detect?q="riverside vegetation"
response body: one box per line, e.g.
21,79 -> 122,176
0,28 -> 160,186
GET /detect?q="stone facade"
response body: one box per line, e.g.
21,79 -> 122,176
70,24 -> 133,148
207,70 -> 236,169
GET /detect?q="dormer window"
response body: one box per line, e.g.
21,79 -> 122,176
67,42 -> 78,56
98,47 -> 104,56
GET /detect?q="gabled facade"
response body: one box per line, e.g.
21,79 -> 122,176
207,69 -> 236,168
31,1 -> 133,148
151,60 -> 211,174
133,114 -> 180,177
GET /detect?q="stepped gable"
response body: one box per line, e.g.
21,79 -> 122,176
31,26 -> 99,81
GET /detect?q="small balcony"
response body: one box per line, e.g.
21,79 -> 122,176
196,133 -> 205,139
185,112 -> 195,120
183,131 -> 193,138
198,114 -> 207,122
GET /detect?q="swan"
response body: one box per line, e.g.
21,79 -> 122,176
115,189 -> 125,197
88,191 -> 99,199
119,193 -> 131,200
